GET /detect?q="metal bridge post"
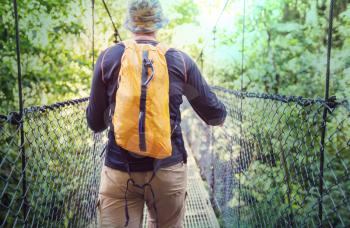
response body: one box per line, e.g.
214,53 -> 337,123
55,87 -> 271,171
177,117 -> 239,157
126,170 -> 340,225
210,127 -> 215,203
318,0 -> 334,226
13,0 -> 28,225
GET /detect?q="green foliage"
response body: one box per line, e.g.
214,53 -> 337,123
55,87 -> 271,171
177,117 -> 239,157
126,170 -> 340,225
202,0 -> 349,100
1,0 -> 348,110
0,0 -> 91,114
0,0 -> 349,227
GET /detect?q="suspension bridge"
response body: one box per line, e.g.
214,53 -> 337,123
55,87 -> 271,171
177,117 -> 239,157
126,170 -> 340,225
1,0 -> 349,227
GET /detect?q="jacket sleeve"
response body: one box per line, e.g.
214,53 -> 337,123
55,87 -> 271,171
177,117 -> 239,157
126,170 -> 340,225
86,50 -> 109,132
183,55 -> 227,126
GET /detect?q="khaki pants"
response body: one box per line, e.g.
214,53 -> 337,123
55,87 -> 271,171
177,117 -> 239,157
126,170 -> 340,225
98,162 -> 187,228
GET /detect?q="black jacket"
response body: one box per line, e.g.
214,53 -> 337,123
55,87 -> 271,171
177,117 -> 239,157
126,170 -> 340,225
86,40 -> 226,172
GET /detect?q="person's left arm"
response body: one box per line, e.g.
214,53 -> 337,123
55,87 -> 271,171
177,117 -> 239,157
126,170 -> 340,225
86,44 -> 125,132
86,50 -> 109,132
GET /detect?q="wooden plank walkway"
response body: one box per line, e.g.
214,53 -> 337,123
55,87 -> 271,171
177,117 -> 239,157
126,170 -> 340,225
143,151 -> 220,228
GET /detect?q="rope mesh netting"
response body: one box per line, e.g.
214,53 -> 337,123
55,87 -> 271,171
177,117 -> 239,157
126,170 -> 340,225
0,99 -> 105,227
1,86 -> 349,227
183,87 -> 349,227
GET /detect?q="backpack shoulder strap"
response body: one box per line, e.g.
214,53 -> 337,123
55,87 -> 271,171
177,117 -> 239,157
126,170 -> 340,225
156,42 -> 170,55
122,39 -> 137,50
177,50 -> 188,83
156,43 -> 188,83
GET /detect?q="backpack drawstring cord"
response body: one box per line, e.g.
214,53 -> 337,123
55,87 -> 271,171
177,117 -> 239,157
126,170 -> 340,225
124,171 -> 159,228
124,178 -> 133,227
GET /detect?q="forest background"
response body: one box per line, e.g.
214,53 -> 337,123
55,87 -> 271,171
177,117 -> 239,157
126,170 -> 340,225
0,0 -> 349,114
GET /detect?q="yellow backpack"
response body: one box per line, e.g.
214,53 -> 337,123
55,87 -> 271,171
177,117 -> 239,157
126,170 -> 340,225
112,40 -> 172,159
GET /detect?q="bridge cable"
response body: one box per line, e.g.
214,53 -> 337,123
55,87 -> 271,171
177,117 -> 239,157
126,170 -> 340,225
209,17 -> 217,214
240,0 -> 245,93
12,0 -> 28,224
91,0 -> 100,226
207,0 -> 232,215
195,0 -> 231,63
92,0 -> 95,70
101,0 -> 122,42
318,0 -> 335,226
238,0 -> 246,227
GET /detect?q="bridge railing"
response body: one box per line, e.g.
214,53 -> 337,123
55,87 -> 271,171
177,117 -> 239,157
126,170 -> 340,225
0,99 -> 105,227
1,86 -> 349,227
183,87 -> 349,227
